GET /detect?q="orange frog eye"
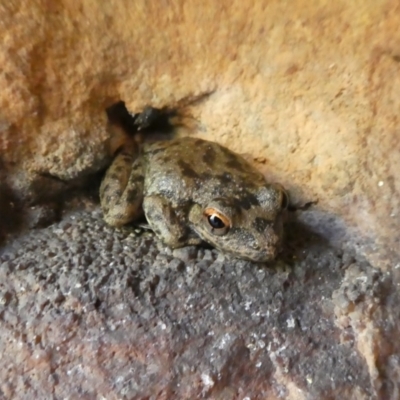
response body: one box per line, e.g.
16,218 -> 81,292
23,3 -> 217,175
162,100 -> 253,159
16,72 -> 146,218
203,208 -> 231,236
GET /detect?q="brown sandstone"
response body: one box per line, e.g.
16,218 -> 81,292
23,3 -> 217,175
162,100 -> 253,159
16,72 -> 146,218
2,1 -> 400,268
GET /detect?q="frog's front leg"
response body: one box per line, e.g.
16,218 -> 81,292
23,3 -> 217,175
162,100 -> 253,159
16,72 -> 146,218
143,196 -> 203,248
100,142 -> 144,227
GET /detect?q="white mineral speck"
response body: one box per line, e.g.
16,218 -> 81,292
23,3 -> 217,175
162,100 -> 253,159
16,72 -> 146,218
244,301 -> 252,310
287,316 -> 296,328
201,373 -> 214,388
378,181 -> 384,187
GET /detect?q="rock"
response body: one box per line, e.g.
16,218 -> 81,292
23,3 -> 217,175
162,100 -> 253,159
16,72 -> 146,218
1,2 -> 400,395
0,206 -> 398,399
172,246 -> 199,262
0,1 -> 399,268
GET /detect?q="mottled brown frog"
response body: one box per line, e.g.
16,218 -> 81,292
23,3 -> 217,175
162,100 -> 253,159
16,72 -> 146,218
100,137 -> 288,262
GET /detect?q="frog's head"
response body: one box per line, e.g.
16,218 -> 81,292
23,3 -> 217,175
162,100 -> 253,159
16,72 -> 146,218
189,184 -> 289,262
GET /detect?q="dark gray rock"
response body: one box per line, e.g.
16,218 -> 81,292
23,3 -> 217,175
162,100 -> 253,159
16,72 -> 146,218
0,205 -> 398,399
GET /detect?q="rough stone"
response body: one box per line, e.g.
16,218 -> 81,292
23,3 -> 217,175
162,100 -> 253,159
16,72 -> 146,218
172,246 -> 199,262
0,204 -> 398,399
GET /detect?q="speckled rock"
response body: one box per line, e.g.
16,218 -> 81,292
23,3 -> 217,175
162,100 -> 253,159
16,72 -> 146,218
0,204 -> 398,399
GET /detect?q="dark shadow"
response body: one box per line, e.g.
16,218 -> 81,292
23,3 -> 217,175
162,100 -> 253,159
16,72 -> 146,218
280,212 -> 334,266
106,102 -> 176,136
0,181 -> 25,246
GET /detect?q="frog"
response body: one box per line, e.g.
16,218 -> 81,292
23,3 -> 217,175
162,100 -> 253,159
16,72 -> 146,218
100,136 -> 288,262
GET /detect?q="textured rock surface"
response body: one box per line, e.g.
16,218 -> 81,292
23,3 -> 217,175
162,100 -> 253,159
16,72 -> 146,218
1,2 -> 400,397
0,1 -> 400,267
0,204 -> 399,399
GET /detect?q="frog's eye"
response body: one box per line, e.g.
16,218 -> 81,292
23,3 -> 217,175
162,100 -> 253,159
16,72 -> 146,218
204,207 -> 231,236
280,189 -> 289,210
269,184 -> 289,210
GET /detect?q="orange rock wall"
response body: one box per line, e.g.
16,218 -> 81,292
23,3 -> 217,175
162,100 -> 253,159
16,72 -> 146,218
1,0 -> 400,267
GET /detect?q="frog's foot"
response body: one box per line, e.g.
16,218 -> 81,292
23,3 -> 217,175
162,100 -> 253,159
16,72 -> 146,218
143,196 -> 201,248
100,145 -> 144,227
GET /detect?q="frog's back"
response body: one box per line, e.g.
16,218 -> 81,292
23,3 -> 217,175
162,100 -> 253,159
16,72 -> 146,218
143,137 -> 267,207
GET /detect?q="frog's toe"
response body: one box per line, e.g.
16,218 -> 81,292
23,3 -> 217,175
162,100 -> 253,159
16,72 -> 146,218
143,195 -> 191,248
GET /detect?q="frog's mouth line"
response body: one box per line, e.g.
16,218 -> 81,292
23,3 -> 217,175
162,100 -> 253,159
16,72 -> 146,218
216,246 -> 277,263
195,231 -> 279,263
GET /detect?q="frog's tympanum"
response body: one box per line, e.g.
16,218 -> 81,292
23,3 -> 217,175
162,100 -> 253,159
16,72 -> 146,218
100,137 -> 288,262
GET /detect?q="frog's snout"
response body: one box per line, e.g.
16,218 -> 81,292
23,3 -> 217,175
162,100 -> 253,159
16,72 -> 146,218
259,220 -> 284,260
